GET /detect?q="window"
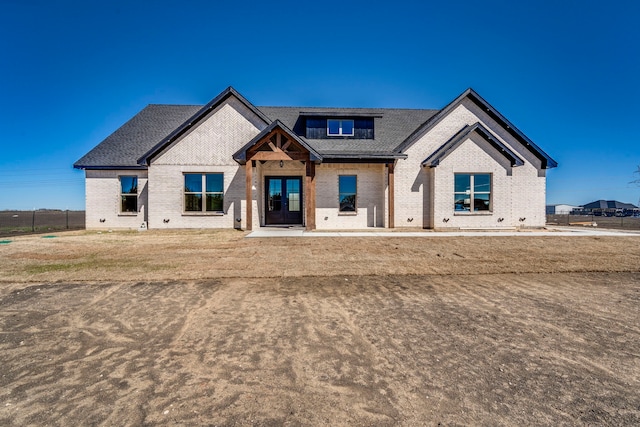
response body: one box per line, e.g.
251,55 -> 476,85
184,173 -> 224,213
120,176 -> 138,213
339,175 -> 357,212
454,174 -> 491,212
327,119 -> 354,136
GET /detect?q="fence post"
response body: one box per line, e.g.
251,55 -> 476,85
32,210 -> 35,232
66,209 -> 69,229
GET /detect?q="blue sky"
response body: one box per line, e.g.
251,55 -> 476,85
1,0 -> 639,210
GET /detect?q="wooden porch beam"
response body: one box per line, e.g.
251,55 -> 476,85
249,151 -> 308,161
305,160 -> 316,231
388,162 -> 395,228
245,160 -> 252,231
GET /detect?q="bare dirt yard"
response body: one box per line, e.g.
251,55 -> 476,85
1,230 -> 639,426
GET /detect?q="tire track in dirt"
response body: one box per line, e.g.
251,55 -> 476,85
1,273 -> 639,426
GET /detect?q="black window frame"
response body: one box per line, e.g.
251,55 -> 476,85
338,175 -> 357,213
119,175 -> 138,214
184,173 -> 224,213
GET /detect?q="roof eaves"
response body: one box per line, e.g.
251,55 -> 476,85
137,87 -> 271,165
423,122 -> 525,168
299,111 -> 384,118
321,152 -> 407,160
396,88 -> 473,153
465,89 -> 557,169
73,164 -> 148,170
397,88 -> 558,169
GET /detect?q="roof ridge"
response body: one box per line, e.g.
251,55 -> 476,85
146,103 -> 203,107
258,105 -> 439,111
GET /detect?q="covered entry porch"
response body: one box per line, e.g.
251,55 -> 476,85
233,120 -> 399,231
233,121 -> 320,230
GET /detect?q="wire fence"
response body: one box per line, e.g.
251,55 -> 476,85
0,210 -> 85,237
547,214 -> 640,230
2,211 -> 638,235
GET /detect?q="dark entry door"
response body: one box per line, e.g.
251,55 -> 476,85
265,176 -> 303,225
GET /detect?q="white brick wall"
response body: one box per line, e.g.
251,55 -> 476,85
394,101 -> 547,229
84,94 -> 548,231
148,164 -> 247,229
85,170 -> 148,229
147,95 -> 264,229
314,163 -> 386,229
431,138 -> 514,229
154,96 -> 266,166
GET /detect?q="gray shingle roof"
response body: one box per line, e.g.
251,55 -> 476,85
137,86 -> 271,166
74,87 -> 557,169
258,106 -> 438,158
74,104 -> 201,169
583,200 -> 638,210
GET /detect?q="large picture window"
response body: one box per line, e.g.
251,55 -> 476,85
454,173 -> 491,212
339,175 -> 357,212
327,119 -> 354,136
120,176 -> 138,213
184,173 -> 224,213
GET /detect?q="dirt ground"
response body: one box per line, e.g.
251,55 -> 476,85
0,230 -> 639,426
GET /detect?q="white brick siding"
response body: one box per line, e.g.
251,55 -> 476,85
83,93 -> 549,231
85,170 -> 148,229
147,164 -> 247,229
431,138 -> 514,229
146,95 -> 264,229
394,101 -> 547,229
154,96 -> 265,167
314,163 -> 386,229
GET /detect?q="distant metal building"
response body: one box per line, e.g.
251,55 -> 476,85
580,200 -> 638,216
546,204 -> 581,215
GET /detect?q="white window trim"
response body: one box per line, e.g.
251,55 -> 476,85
327,119 -> 355,137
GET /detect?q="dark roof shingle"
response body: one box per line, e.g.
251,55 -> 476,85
74,104 -> 201,169
257,106 -> 439,157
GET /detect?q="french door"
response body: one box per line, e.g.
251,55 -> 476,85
265,176 -> 303,225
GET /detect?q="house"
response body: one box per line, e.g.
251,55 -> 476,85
74,86 -> 557,231
579,200 -> 639,216
546,204 -> 582,215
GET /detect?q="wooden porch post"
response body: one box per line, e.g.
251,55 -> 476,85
245,160 -> 253,231
305,160 -> 316,230
388,162 -> 395,228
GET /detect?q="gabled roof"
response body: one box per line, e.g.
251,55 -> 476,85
137,86 -> 271,165
232,120 -> 322,164
75,86 -> 557,170
73,104 -> 201,170
398,88 -> 558,169
423,122 -> 525,168
583,200 -> 638,210
258,106 -> 436,159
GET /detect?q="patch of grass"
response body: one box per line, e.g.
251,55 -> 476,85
25,263 -> 78,274
23,256 -> 168,276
